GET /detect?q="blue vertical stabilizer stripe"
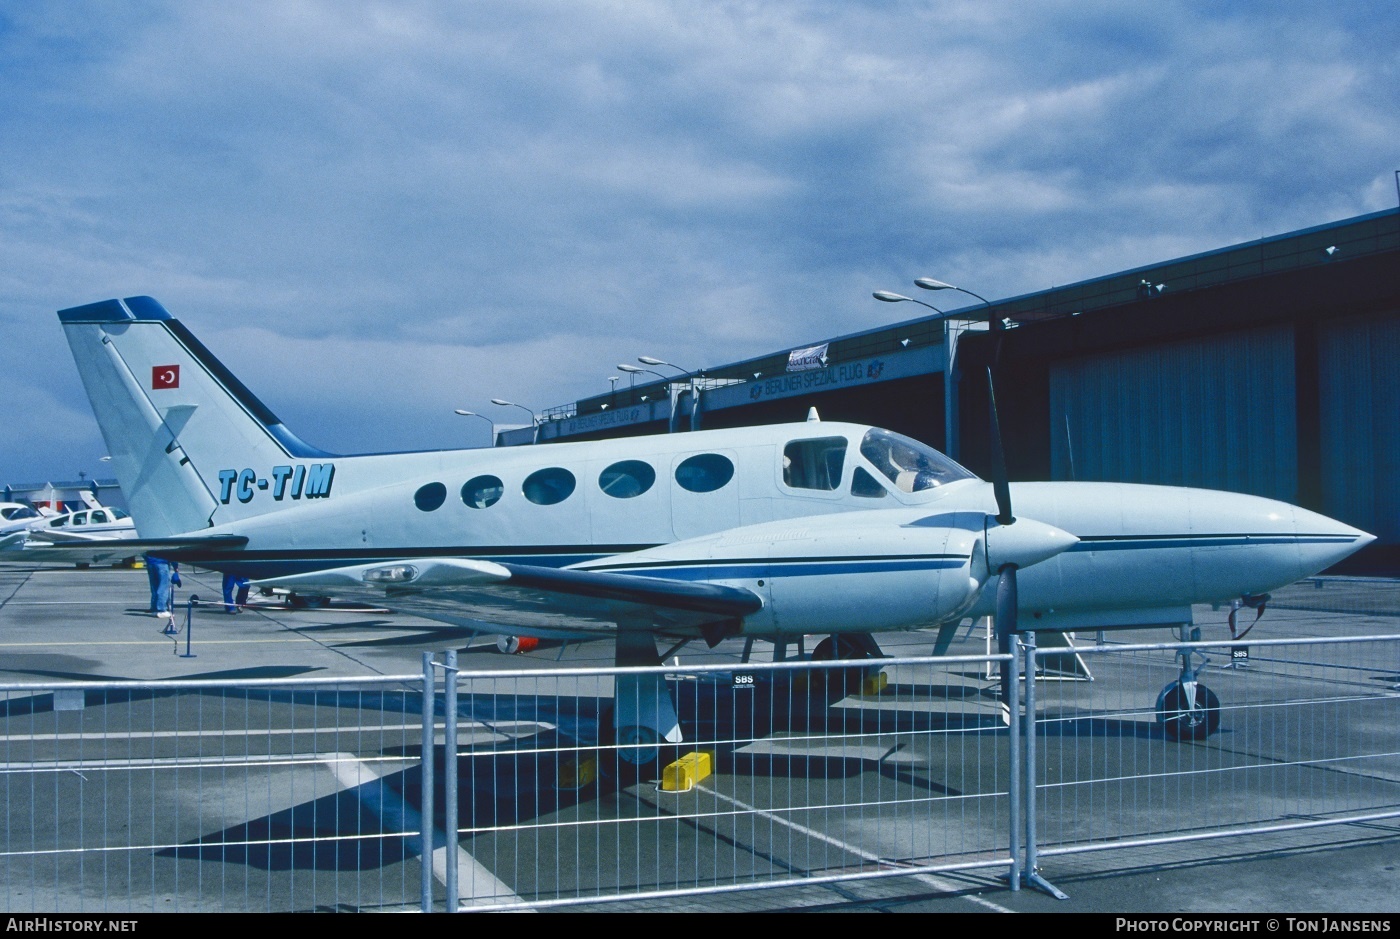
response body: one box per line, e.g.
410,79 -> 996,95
122,296 -> 173,320
56,296 -> 337,459
58,299 -> 140,323
163,319 -> 338,458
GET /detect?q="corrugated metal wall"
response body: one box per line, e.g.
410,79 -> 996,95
1318,314 -> 1400,543
1049,326 -> 1298,501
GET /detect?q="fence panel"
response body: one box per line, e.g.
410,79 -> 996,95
441,654 -> 1018,911
0,676 -> 430,913
1026,632 -> 1400,869
2,608 -> 1397,912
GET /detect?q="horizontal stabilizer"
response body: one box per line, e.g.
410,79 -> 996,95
1,534 -> 249,567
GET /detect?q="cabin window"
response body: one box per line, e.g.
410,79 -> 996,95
599,460 -> 656,499
860,428 -> 977,493
90,510 -> 109,523
782,437 -> 847,491
413,482 -> 447,512
461,475 -> 504,509
71,514 -> 87,526
523,467 -> 576,505
852,466 -> 890,498
675,453 -> 734,493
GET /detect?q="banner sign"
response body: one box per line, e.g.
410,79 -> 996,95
786,343 -> 829,372
541,400 -> 671,439
703,344 -> 942,411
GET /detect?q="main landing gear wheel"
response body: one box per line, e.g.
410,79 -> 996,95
597,706 -> 672,783
811,634 -> 875,697
1157,681 -> 1221,741
812,635 -> 868,661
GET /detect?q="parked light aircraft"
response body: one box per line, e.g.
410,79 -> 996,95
48,296 -> 1373,761
0,503 -> 47,530
0,502 -> 136,557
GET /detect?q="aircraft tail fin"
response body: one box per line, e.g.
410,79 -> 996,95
58,297 -> 337,538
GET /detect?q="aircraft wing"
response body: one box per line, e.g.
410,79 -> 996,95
258,557 -> 763,645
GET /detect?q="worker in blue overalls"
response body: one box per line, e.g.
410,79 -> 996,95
222,572 -> 250,613
145,554 -> 179,622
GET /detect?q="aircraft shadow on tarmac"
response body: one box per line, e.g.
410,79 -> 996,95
148,672 -> 1050,873
35,663 -> 1182,874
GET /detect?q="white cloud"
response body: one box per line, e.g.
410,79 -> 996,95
1,0 -> 1396,483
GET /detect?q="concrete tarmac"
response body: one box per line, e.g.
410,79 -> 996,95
0,562 -> 1396,915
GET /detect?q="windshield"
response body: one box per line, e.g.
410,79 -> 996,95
859,428 -> 977,493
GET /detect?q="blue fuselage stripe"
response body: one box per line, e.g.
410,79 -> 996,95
1070,534 -> 1359,552
589,556 -> 968,581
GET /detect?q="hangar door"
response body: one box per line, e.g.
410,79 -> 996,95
1049,325 -> 1297,502
1318,314 -> 1400,544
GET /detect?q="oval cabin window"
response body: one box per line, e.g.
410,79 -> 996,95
599,460 -> 656,499
461,475 -> 504,509
522,467 -> 576,505
414,482 -> 447,512
675,453 -> 734,493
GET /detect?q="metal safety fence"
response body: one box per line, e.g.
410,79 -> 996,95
0,673 -> 432,913
0,628 -> 1396,911
1022,632 -> 1400,895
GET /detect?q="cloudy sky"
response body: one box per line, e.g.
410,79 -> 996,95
2,1 -> 1396,486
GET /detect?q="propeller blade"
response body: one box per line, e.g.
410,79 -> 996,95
986,368 -> 1013,526
995,562 -> 1018,707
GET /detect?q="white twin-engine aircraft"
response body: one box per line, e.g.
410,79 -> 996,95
56,296 -> 1373,761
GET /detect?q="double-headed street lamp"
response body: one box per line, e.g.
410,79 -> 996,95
637,355 -> 698,377
617,363 -> 669,383
490,398 -> 537,423
872,290 -> 945,315
453,409 -> 495,446
490,398 -> 539,443
914,277 -> 992,309
628,357 -> 703,433
873,278 -> 999,464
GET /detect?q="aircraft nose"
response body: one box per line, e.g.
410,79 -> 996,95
1289,506 -> 1376,573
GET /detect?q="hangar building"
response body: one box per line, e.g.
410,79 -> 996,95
523,207 -> 1400,569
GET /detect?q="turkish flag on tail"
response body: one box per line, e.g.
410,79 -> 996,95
152,365 -> 180,389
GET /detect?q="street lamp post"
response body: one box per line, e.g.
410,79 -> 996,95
916,278 -> 999,463
490,398 -> 539,444
453,409 -> 495,447
637,357 -> 704,433
617,364 -> 669,382
872,290 -> 946,315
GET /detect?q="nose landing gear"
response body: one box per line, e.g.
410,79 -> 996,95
1157,626 -> 1221,741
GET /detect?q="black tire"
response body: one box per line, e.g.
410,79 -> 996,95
811,635 -> 868,661
810,635 -> 871,698
596,706 -> 670,783
1159,683 -> 1221,741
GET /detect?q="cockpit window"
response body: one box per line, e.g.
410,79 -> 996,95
111,508 -> 130,520
782,437 -> 847,491
851,466 -> 889,498
859,428 -> 976,493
